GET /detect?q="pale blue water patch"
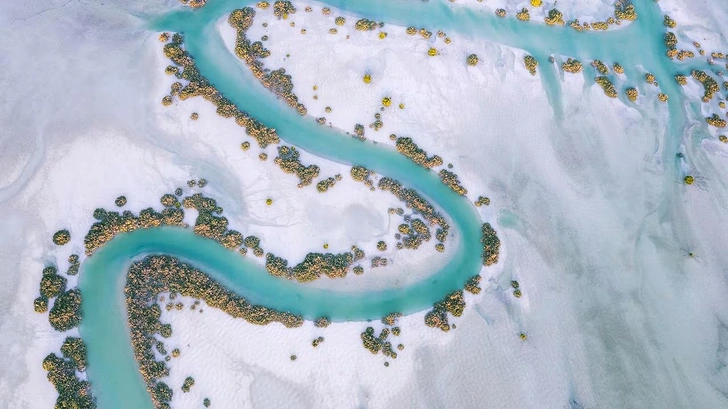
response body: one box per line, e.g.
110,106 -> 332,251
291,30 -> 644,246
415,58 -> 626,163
78,1 -> 699,408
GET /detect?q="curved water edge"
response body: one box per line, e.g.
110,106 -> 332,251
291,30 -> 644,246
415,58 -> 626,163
81,2 -> 493,408
78,226 -> 474,408
75,0 -> 695,408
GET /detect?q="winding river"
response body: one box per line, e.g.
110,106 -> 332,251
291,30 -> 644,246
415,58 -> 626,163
78,0 -> 694,407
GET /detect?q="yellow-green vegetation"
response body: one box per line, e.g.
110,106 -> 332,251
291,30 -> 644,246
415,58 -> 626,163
562,58 -> 582,73
34,296 -> 48,313
115,196 -> 127,207
706,114 -> 727,128
40,267 -> 67,299
312,336 -> 324,347
42,352 -> 96,409
665,32 -> 678,48
614,2 -> 637,21
369,112 -> 384,131
664,15 -> 676,28
355,18 -> 378,31
379,32 -> 388,39
160,193 -> 177,207
516,8 -> 530,22
66,254 -> 81,276
645,73 -> 656,84
272,1 -> 296,18
314,316 -> 331,328
381,96 -> 392,107
691,70 -> 720,102
181,376 -> 195,393
474,196 -> 490,207
399,218 -> 432,250
164,65 -> 178,75
439,169 -> 468,195
626,87 -> 638,102
363,73 -> 372,83
658,93 -> 668,102
406,26 -> 416,35
428,47 -> 438,57
464,275 -> 482,294
395,137 -> 443,168
591,60 -> 609,75
718,135 -> 727,143
316,174 -> 342,192
595,76 -> 618,98
350,165 -> 375,190
377,241 -> 387,251
524,55 -> 538,76
85,206 -> 179,253
495,9 -> 506,18
684,175 -> 694,185
187,0 -> 207,8
49,289 -> 83,331
381,312 -> 402,326
256,1 -> 269,9
53,229 -> 71,246
612,62 -> 624,74
163,25 -> 280,148
335,16 -> 345,26
676,50 -> 695,61
569,20 -> 583,31
466,54 -> 479,66
378,178 -> 450,244
126,256 -> 303,408
230,8 -> 307,117
544,9 -> 565,26
361,327 -> 386,355
675,74 -> 687,85
481,223 -> 500,266
161,95 -> 173,106
424,290 -> 465,331
371,256 -> 388,268
265,250 -> 356,282
353,124 -> 366,140
273,145 -> 321,187
61,337 -> 88,372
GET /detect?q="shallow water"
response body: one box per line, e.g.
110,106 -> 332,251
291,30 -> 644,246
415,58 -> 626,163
76,1 -> 712,408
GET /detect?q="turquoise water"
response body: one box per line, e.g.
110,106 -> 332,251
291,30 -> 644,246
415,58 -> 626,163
79,1 -> 692,407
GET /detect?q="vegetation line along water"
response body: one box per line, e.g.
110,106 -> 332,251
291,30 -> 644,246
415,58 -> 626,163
77,0 -> 691,408
79,2 -> 494,408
